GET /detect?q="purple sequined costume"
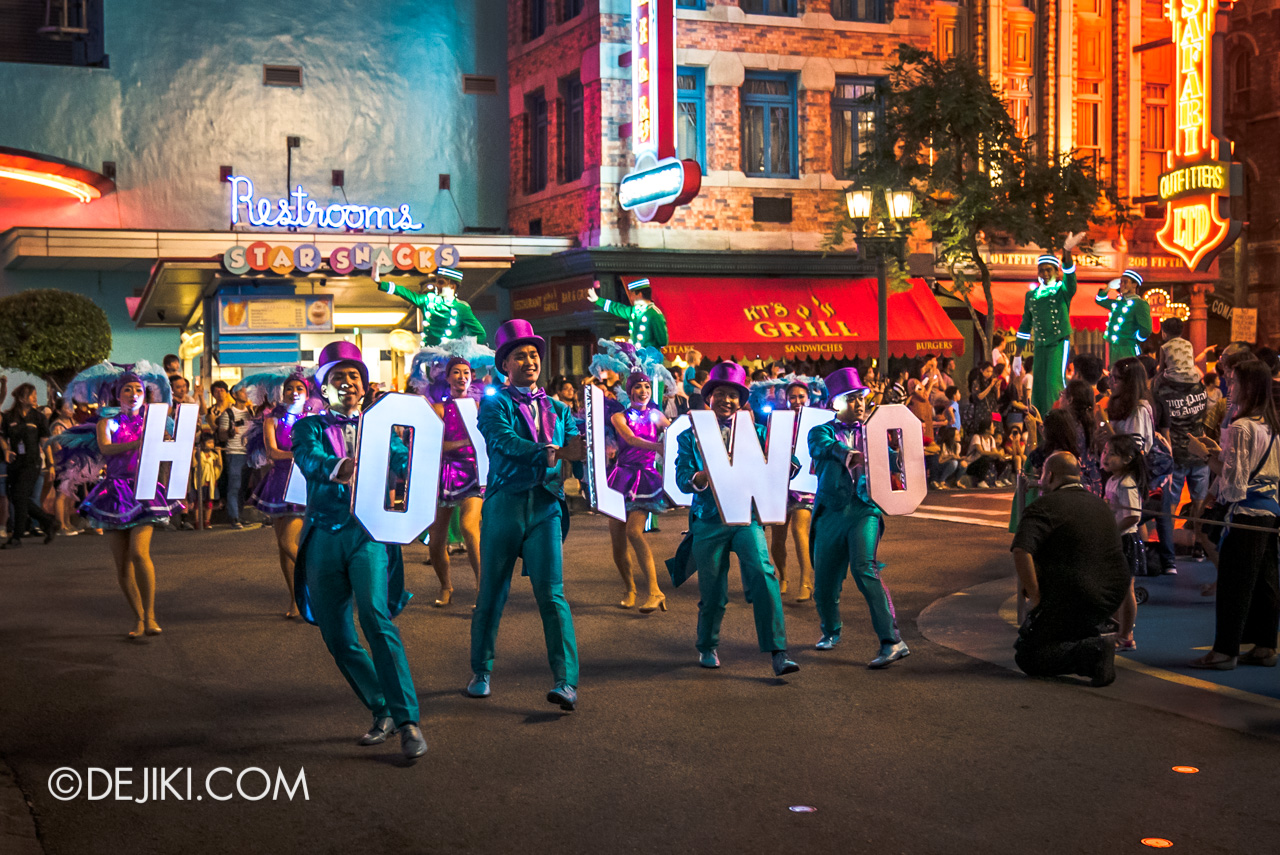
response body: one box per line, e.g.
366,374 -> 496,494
79,410 -> 184,529
607,404 -> 668,514
440,398 -> 482,506
250,406 -> 306,518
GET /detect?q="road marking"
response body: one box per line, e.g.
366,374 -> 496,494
908,512 -> 1009,529
917,505 -> 1010,517
1113,657 -> 1280,712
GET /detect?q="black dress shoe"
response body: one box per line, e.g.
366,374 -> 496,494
45,522 -> 61,544
399,724 -> 427,759
0,537 -> 19,549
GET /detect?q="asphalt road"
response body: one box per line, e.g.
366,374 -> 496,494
1,506 -> 1277,855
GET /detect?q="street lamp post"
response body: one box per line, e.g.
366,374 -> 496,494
845,186 -> 916,374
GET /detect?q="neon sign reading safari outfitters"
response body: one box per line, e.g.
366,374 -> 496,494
229,176 -> 423,232
1155,0 -> 1242,271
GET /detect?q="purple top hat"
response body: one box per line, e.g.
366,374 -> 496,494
700,362 -> 750,401
315,340 -> 368,388
494,318 -> 547,368
824,367 -> 869,402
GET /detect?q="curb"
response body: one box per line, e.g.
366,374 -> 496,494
919,576 -> 1280,741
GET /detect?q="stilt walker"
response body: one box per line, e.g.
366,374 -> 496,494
465,319 -> 585,710
668,362 -> 799,677
1015,232 -> 1086,416
379,266 -> 487,346
808,368 -> 909,667
291,341 -> 426,760
1095,269 -> 1153,366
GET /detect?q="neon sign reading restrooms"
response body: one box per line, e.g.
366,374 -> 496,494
229,176 -> 423,232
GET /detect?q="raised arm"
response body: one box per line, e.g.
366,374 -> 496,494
377,280 -> 427,309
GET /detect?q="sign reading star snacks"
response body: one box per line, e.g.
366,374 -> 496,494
1155,0 -> 1243,271
618,0 -> 701,223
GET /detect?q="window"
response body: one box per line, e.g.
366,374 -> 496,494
742,74 -> 797,178
0,0 -> 107,66
560,75 -> 585,182
740,0 -> 797,15
526,91 -> 548,193
676,0 -> 706,8
527,0 -> 548,40
832,77 -> 881,179
1231,52 -> 1251,113
1141,84 -> 1169,196
1076,80 -> 1103,167
676,67 -> 707,171
831,0 -> 885,23
562,0 -> 584,19
1005,76 -> 1032,137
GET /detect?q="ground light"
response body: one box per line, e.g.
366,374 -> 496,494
1171,766 -> 1199,774
1140,838 -> 1173,848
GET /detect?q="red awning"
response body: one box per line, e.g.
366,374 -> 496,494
649,276 -> 964,361
960,280 -> 1110,332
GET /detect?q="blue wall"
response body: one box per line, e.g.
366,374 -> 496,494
0,0 -> 510,232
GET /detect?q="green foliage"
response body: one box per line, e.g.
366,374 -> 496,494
0,289 -> 112,390
829,44 -> 1119,353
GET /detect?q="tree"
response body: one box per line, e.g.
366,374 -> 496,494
829,45 -> 1120,355
0,290 -> 112,392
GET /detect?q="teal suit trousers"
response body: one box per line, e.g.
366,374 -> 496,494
471,489 -> 579,686
812,503 -> 900,644
305,522 -> 420,725
690,518 -> 788,654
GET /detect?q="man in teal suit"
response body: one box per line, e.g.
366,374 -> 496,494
292,341 -> 426,760
671,361 -> 798,677
465,319 -> 586,710
807,367 -> 909,669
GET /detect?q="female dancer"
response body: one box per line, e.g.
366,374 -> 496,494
243,367 -> 318,619
769,379 -> 818,601
607,371 -> 670,612
426,357 -> 484,606
74,363 -> 181,639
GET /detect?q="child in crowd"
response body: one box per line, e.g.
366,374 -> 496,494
944,386 -> 962,430
960,417 -> 1010,488
1157,317 -> 1200,383
930,426 -> 964,490
1004,423 -> 1027,479
191,431 -> 222,529
1103,435 -> 1147,651
1203,371 -> 1222,408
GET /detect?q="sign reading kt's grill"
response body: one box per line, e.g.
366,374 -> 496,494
618,0 -> 701,223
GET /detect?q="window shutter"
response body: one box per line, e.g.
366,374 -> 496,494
555,97 -> 566,184
885,0 -> 895,23
521,112 -> 532,195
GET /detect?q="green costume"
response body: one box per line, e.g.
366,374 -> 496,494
807,419 -> 900,644
1016,253 -> 1077,416
672,421 -> 788,655
379,280 -> 487,346
292,412 -> 419,727
590,294 -> 668,349
1095,289 -> 1152,364
470,386 -> 579,687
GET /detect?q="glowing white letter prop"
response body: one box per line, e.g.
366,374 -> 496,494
663,414 -> 692,507
789,406 -> 836,495
864,403 -> 927,515
690,408 -> 795,525
583,384 -> 627,522
283,462 -> 308,506
135,403 -> 200,500
351,392 -> 444,543
451,397 -> 489,486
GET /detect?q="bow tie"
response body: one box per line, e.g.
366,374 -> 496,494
507,386 -> 547,405
325,412 -> 360,426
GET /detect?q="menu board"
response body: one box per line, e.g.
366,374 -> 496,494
218,295 -> 333,334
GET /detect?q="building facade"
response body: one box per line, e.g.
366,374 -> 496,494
502,0 -> 1234,374
0,0 -> 572,392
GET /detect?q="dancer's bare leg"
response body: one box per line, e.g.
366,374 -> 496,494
107,529 -> 144,637
609,517 -> 636,606
427,509 -> 454,605
130,525 -> 160,634
790,508 -> 813,600
273,516 -> 303,617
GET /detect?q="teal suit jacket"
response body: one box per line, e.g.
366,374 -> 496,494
808,420 -> 878,514
478,387 -> 578,500
290,412 -> 409,625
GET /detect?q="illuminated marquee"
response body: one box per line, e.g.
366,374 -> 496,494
223,241 -> 460,276
1143,288 -> 1191,330
1155,0 -> 1242,271
229,176 -> 423,232
620,0 -> 700,223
